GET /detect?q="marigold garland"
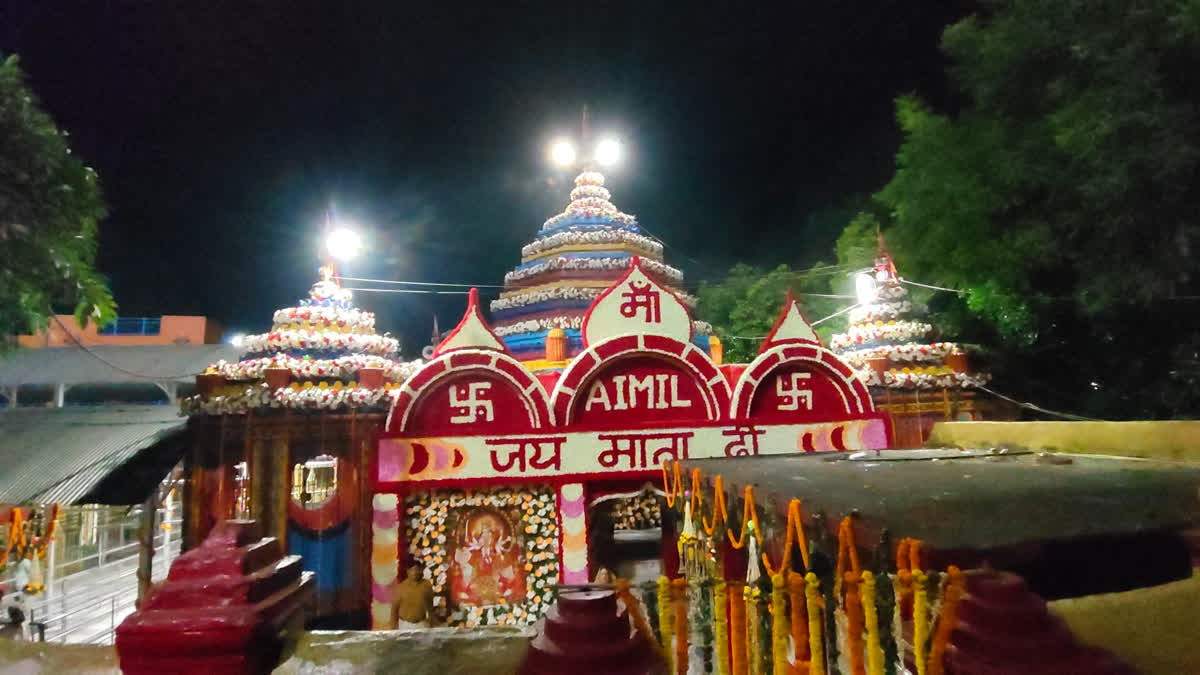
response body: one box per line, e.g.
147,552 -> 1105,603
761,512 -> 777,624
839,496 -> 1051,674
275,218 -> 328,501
745,586 -> 761,675
762,499 -> 811,577
861,571 -> 885,675
729,581 -> 749,675
714,581 -> 732,675
673,578 -> 690,675
926,566 -> 965,675
836,517 -> 866,675
770,574 -> 789,675
805,573 -> 826,675
617,578 -> 662,661
913,570 -> 930,675
788,572 -> 810,670
658,576 -> 675,671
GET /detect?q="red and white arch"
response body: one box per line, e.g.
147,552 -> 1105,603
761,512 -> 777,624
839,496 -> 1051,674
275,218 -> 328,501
549,334 -> 732,427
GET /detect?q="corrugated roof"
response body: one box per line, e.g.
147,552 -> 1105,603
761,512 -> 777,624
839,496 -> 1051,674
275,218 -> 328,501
0,406 -> 187,505
0,344 -> 241,387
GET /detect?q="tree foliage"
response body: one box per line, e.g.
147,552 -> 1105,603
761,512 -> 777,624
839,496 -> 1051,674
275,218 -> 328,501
871,0 -> 1200,418
696,263 -> 847,364
0,55 -> 114,343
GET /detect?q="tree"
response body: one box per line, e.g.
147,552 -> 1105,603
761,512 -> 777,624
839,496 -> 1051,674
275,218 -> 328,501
863,0 -> 1200,418
0,55 -> 114,344
696,263 -> 848,364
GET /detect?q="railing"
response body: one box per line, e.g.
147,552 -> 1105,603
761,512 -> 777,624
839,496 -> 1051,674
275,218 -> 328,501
21,525 -> 180,645
96,317 -> 162,336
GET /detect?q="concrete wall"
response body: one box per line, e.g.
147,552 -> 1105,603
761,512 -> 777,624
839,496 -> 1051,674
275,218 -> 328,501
927,420 -> 1200,462
0,626 -> 533,675
0,640 -> 120,674
273,627 -> 534,675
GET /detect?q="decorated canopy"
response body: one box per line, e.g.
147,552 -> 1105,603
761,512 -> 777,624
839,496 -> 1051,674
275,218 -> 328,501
489,170 -> 710,371
831,243 -> 990,390
184,267 -> 422,414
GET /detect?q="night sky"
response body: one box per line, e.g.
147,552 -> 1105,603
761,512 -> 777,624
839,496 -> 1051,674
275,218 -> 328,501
2,2 -> 971,352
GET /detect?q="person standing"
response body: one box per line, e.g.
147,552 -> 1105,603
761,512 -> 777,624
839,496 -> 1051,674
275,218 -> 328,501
391,562 -> 436,629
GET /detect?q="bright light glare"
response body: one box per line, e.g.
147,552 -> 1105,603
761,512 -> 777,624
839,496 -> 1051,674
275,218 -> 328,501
550,139 -> 577,167
855,272 -> 877,306
594,137 -> 621,166
325,227 -> 362,261
230,333 -> 245,348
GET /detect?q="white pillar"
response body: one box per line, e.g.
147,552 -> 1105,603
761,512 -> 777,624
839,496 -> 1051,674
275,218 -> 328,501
53,383 -> 66,408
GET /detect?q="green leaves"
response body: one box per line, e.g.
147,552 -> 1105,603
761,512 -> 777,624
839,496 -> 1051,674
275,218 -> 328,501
870,0 -> 1200,417
0,55 -> 114,346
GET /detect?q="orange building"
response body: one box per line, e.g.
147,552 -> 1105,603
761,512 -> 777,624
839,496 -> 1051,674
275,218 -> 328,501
18,315 -> 223,348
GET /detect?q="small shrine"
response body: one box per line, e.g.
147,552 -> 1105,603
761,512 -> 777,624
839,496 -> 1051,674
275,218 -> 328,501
181,266 -> 420,624
831,236 -> 994,446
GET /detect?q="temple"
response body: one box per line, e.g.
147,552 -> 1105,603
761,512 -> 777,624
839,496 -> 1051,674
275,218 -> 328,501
160,170 -> 1200,675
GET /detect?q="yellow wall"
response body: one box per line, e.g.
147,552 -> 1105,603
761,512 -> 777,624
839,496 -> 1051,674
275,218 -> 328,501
927,421 -> 1200,462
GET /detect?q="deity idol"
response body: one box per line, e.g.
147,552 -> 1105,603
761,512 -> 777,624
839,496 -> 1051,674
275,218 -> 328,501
449,509 -> 526,607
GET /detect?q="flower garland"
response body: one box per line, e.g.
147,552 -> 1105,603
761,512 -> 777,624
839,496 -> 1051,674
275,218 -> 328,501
805,573 -> 826,675
830,320 -> 933,351
770,575 -> 789,675
692,320 -> 713,336
847,301 -> 913,325
835,517 -> 867,675
569,183 -> 611,201
714,581 -> 731,675
271,305 -> 376,332
861,571 -> 885,675
838,343 -> 958,368
745,585 -> 761,675
540,171 -> 638,230
729,581 -> 749,675
182,382 -> 404,415
867,282 -> 907,303
403,487 -> 559,627
503,256 -> 684,285
493,315 -> 584,336
673,578 -> 690,675
521,226 -> 664,261
490,284 -> 698,312
616,579 -> 663,661
211,355 -> 421,382
926,566 -> 965,675
856,368 -> 991,390
658,576 -> 675,671
240,329 -> 399,356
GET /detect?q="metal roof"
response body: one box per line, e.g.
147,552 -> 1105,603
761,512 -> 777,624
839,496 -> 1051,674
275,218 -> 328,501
683,449 -> 1200,550
0,406 -> 187,505
0,344 -> 240,387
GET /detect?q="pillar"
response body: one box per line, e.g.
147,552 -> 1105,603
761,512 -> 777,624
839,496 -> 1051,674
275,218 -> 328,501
369,493 -> 400,629
558,483 -> 588,584
136,492 -> 156,605
53,383 -> 65,408
251,436 -> 289,546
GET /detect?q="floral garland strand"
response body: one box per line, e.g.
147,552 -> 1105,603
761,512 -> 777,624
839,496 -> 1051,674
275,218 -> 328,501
729,581 -> 749,675
926,566 -> 965,675
805,573 -> 826,675
787,572 -> 810,670
770,575 -> 789,675
861,571 -> 885,675
714,580 -> 732,675
835,517 -> 867,675
673,578 -> 690,675
659,576 -> 675,672
745,585 -> 760,675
